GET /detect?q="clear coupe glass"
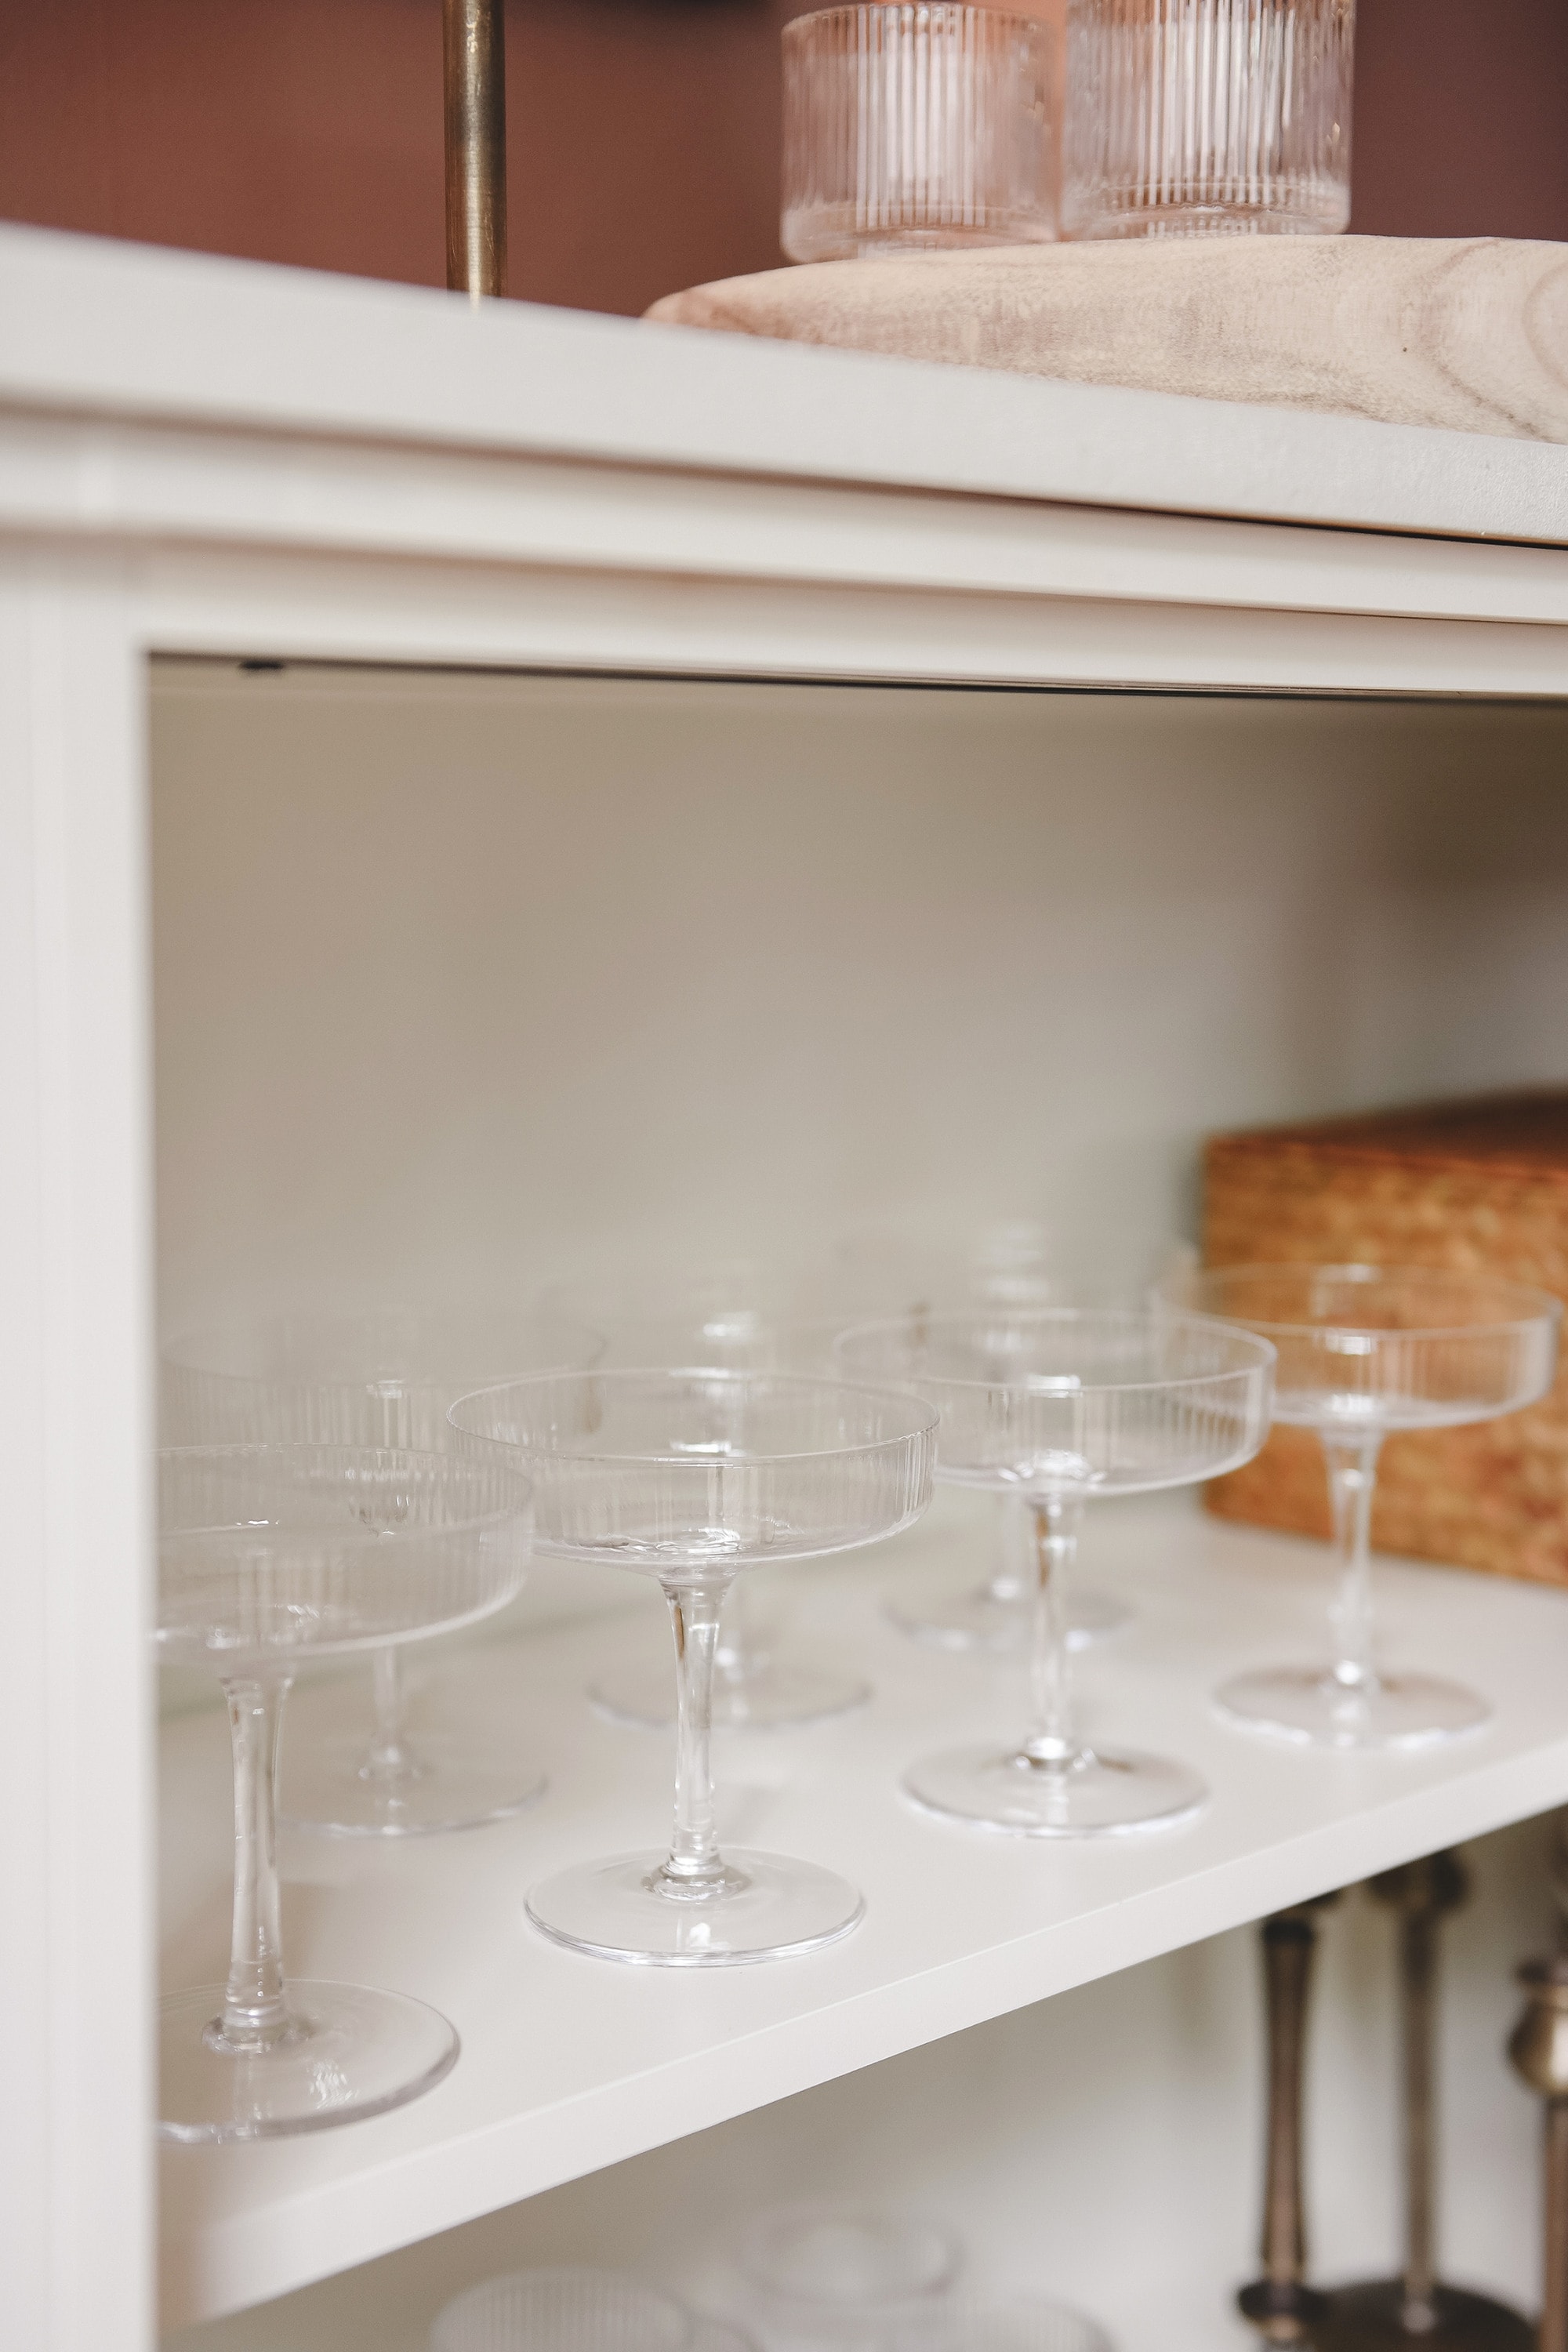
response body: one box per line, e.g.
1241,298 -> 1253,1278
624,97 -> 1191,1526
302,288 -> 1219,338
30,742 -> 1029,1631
831,1228 -> 1195,1654
450,1370 -> 937,1962
741,2204 -> 963,2341
162,1308 -> 598,1832
837,1309 -> 1274,1835
894,2299 -> 1112,2352
430,2268 -> 695,2352
540,1265 -> 873,1730
1160,1265 -> 1561,1751
158,1443 -> 531,2140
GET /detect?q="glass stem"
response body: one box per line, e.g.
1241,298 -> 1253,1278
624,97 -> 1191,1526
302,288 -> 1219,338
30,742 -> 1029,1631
362,1644 -> 416,1784
986,1490 -> 1033,1606
221,1673 -> 293,2049
662,1577 -> 731,1890
1022,1494 -> 1084,1766
1322,1432 -> 1384,1690
713,1577 -> 753,1687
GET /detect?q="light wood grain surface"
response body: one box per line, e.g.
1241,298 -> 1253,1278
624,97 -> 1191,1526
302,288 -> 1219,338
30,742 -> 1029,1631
647,237 -> 1568,444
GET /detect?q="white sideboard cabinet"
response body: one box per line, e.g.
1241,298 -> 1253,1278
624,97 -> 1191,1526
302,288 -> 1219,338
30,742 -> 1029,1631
5,223 -> 1568,2352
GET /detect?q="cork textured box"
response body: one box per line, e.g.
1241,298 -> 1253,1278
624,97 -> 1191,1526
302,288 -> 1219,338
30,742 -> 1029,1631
1203,1092 -> 1568,1584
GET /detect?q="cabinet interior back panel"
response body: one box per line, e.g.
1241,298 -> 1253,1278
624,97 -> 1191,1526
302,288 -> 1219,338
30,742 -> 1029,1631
151,666 -> 1568,1330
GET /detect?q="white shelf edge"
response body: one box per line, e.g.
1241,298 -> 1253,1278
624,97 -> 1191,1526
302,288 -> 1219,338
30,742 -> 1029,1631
168,1744 -> 1568,2331
157,1502 -> 1568,2328
4,224 -> 1568,549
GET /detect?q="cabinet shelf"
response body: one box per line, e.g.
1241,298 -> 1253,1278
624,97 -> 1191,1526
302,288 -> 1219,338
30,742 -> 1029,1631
160,1494 -> 1568,2327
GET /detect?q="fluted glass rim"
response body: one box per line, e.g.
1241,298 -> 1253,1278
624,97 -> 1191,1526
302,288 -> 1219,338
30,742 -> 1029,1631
430,2266 -> 695,2352
536,1260 -> 820,1359
784,2 -> 1047,41
449,1367 -> 939,1467
158,1440 -> 534,1558
1158,1262 -> 1563,1345
162,1306 -> 604,1393
887,2296 -> 1113,2352
834,1305 -> 1276,1397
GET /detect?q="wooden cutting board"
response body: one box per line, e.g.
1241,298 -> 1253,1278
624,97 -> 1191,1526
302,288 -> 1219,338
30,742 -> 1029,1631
646,237 -> 1568,444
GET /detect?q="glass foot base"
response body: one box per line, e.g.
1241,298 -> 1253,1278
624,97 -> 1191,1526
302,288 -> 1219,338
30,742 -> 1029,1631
1214,1665 -> 1491,1752
589,1658 -> 869,1731
279,1677 -> 546,1834
1316,2280 -> 1534,2352
904,1741 -> 1207,1837
526,1848 -> 865,1965
281,1729 -> 546,1835
884,1581 -> 1131,1653
158,1980 -> 459,2142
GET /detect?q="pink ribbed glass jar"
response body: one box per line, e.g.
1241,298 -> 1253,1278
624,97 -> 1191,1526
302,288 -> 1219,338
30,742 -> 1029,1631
1063,0 -> 1353,238
782,5 -> 1058,264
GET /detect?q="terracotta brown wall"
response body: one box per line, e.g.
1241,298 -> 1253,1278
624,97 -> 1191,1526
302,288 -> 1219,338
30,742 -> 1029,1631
1352,0 -> 1568,245
1,0 -> 1565,320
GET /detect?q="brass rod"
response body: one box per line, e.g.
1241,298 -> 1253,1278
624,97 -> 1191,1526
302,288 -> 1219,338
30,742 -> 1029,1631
1370,1853 -> 1467,2327
1240,1900 -> 1336,2347
1261,1913 -> 1316,2291
1312,1859 -> 1527,2352
443,0 -> 507,298
1399,1902 -> 1438,2321
1508,1955 -> 1568,2352
1545,2103 -> 1568,2352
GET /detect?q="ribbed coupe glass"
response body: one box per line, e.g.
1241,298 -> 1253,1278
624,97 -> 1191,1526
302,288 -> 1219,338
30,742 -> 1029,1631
782,4 -> 1058,263
1160,1265 -> 1561,1750
741,2204 -> 963,2339
162,1309 -> 598,1833
836,1229 -> 1193,1654
430,2269 -> 695,2352
894,2299 -> 1112,2352
158,1443 -> 531,2140
1062,0 -> 1354,240
451,1370 -> 937,1962
541,1265 -> 872,1730
837,1309 -> 1274,1834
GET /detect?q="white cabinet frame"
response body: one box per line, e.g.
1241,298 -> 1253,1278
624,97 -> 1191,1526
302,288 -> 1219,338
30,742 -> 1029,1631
4,223 -> 1568,2351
